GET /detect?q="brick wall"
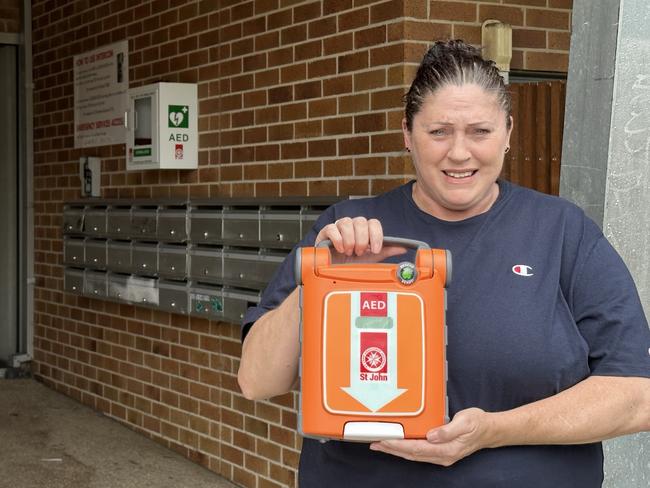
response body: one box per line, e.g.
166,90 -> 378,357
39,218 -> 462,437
31,1 -> 572,487
0,0 -> 21,33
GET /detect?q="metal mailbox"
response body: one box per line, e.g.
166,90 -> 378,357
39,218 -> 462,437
222,288 -> 260,323
107,207 -> 132,239
84,270 -> 108,297
189,208 -> 222,244
158,244 -> 188,279
301,210 -> 321,238
107,241 -> 132,273
260,209 -> 301,249
84,239 -> 108,269
64,268 -> 85,293
132,243 -> 158,276
189,246 -> 223,283
63,206 -> 84,234
84,207 -> 108,236
158,280 -> 189,314
131,208 -> 158,240
222,210 -> 259,245
157,208 -> 188,243
63,237 -> 85,266
126,276 -> 159,306
189,284 -> 224,319
222,250 -> 286,289
107,273 -> 131,302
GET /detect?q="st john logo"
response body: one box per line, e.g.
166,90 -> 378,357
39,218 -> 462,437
512,264 -> 534,277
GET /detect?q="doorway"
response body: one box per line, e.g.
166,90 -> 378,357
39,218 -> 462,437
0,44 -> 19,364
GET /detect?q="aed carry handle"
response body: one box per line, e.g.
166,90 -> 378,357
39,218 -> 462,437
295,236 -> 452,288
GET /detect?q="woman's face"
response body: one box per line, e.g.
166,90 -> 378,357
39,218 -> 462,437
403,83 -> 512,221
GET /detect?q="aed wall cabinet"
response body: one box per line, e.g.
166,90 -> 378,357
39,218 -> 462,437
126,82 -> 198,170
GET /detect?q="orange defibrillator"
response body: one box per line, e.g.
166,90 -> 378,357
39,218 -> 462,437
295,237 -> 451,441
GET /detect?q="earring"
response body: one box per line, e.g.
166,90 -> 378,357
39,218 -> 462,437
504,146 -> 510,154
405,147 -> 411,152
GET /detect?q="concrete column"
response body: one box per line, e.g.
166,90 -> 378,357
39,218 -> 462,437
560,1 -> 649,486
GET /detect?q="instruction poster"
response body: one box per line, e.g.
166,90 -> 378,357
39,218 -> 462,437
74,41 -> 128,148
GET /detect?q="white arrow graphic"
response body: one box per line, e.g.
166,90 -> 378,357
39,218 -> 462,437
342,292 -> 406,412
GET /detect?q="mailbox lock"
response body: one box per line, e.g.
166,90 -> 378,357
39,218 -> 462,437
203,232 -> 208,238
142,263 -> 147,268
171,302 -> 176,308
72,256 -> 77,261
170,230 -> 175,235
116,293 -> 121,298
239,273 -> 245,279
93,289 -> 99,295
203,268 -> 209,275
116,227 -> 121,233
93,226 -> 98,232
239,233 -> 244,239
276,233 -> 284,241
142,298 -> 147,303
171,266 -> 176,271
72,286 -> 77,291
93,258 -> 98,263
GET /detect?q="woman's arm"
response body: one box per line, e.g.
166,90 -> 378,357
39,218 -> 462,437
371,375 -> 650,466
238,289 -> 301,400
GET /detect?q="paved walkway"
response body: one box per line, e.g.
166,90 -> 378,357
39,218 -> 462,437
0,378 -> 237,488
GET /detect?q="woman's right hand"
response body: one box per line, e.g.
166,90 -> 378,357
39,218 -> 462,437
314,217 -> 407,264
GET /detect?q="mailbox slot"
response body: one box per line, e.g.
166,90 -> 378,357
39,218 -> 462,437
84,207 -> 108,236
159,280 -> 189,314
63,237 -> 85,266
64,268 -> 85,293
158,244 -> 188,279
222,249 -> 286,289
131,207 -> 158,239
84,239 -> 108,269
189,283 -> 224,320
107,241 -> 132,274
158,207 -> 188,243
189,246 -> 223,283
84,270 -> 108,297
189,208 -> 222,244
107,207 -> 132,238
63,206 -> 85,234
260,208 -> 301,249
132,243 -> 158,276
222,209 -> 259,245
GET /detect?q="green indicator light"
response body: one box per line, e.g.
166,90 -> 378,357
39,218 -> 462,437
400,267 -> 414,280
397,262 -> 416,285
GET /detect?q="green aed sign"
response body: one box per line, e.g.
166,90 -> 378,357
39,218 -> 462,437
168,105 -> 189,128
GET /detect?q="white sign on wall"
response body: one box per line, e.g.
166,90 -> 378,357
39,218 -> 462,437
74,40 -> 128,148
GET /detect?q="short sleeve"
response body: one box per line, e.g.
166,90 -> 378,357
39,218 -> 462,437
572,236 -> 650,378
240,205 -> 336,340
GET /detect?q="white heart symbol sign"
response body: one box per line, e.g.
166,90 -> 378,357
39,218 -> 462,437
170,112 -> 184,127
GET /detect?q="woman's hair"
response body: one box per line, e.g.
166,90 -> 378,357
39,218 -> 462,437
404,39 -> 512,131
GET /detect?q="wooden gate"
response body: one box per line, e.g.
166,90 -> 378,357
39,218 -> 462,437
503,81 -> 566,196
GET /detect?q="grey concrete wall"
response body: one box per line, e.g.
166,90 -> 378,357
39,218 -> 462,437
561,1 -> 650,487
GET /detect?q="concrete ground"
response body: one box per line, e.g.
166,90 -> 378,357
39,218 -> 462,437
0,378 -> 237,488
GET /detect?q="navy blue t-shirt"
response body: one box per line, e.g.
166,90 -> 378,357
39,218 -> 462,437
242,180 -> 650,487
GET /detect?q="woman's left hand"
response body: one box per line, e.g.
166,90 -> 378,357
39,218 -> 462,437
369,408 -> 494,467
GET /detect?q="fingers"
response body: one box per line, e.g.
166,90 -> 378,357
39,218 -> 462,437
315,217 -> 384,257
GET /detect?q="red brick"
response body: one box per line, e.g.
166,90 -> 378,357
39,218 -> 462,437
526,8 -> 570,30
430,1 -> 477,22
548,31 -> 570,51
512,28 -> 546,49
338,7 -> 369,32
524,51 -> 569,72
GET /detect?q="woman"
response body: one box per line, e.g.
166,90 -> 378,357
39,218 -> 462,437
238,40 -> 650,487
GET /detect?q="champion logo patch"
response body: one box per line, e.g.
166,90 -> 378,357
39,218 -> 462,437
512,264 -> 534,277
